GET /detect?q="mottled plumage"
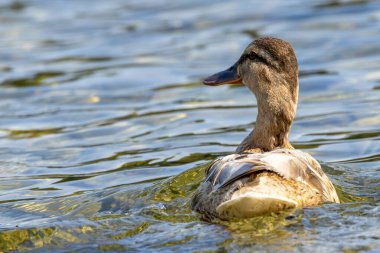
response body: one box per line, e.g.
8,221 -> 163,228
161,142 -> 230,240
191,149 -> 339,220
191,37 -> 340,221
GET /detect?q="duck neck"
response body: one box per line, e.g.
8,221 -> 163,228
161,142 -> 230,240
236,86 -> 297,153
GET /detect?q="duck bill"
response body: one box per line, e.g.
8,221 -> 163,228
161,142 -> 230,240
203,62 -> 242,86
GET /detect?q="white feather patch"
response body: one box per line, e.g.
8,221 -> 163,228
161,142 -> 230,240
216,192 -> 298,218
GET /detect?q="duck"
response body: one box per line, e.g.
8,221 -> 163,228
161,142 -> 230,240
191,37 -> 339,221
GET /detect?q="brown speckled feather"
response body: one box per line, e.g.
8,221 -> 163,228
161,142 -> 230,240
191,149 -> 339,220
205,149 -> 338,202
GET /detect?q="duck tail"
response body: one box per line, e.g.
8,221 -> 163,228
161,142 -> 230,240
216,172 -> 298,218
216,192 -> 297,218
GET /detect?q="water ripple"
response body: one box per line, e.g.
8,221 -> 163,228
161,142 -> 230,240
0,0 -> 379,252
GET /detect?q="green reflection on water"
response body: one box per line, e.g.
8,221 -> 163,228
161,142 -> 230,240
0,226 -> 94,251
6,128 -> 63,139
2,72 -> 64,87
111,222 -> 150,240
0,165 -> 205,251
0,159 -> 375,251
0,0 -> 379,252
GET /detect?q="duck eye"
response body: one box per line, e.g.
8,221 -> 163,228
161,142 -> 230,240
247,51 -> 268,65
248,51 -> 257,60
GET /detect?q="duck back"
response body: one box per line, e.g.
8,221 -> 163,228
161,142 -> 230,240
191,149 -> 339,220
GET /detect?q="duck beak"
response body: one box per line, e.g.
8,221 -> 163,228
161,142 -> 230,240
203,62 -> 242,86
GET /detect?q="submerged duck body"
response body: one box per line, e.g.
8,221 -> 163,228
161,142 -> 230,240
191,37 -> 339,221
191,149 -> 339,220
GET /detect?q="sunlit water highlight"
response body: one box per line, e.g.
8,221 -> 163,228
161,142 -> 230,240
0,0 -> 379,252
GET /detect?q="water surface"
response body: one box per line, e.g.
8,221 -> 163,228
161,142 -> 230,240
0,0 -> 380,252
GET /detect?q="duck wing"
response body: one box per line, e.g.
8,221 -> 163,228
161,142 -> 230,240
205,149 -> 339,203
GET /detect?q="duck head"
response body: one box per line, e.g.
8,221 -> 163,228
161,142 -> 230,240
204,37 -> 299,152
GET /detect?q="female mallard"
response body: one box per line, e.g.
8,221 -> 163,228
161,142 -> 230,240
191,37 -> 339,221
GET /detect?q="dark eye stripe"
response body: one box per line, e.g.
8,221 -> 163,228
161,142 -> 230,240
256,54 -> 269,64
246,51 -> 279,70
248,51 -> 268,64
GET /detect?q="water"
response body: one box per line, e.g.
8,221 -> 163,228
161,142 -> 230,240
0,0 -> 379,252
